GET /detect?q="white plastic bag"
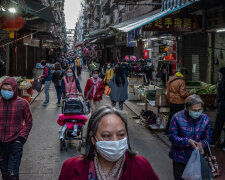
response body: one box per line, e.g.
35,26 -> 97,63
182,148 -> 202,180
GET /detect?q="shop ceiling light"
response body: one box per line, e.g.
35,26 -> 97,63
216,28 -> 225,33
8,7 -> 16,14
1,7 -> 6,11
150,38 -> 158,41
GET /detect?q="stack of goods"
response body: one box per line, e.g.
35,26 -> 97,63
145,90 -> 156,101
141,110 -> 157,125
190,82 -> 216,105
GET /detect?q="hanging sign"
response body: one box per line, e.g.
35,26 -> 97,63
144,50 -> 149,59
142,15 -> 199,32
162,0 -> 200,11
159,45 -> 168,53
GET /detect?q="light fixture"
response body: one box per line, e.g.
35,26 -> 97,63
1,7 -> 6,11
150,38 -> 158,41
216,28 -> 225,33
8,7 -> 16,14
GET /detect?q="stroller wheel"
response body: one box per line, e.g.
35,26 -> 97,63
78,141 -> 82,152
65,141 -> 68,152
60,139 -> 64,151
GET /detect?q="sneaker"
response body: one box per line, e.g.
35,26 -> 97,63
56,103 -> 61,107
42,102 -> 49,106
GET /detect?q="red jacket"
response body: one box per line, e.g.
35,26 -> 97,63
0,77 -> 32,144
84,78 -> 105,101
58,153 -> 159,180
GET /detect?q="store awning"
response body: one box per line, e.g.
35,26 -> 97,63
85,28 -> 109,38
22,0 -> 56,23
113,1 -> 197,32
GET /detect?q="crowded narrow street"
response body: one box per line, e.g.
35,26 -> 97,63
17,70 -> 173,180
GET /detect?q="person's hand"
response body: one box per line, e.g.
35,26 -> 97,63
188,139 -> 197,148
38,76 -> 42,79
66,93 -> 69,96
196,142 -> 204,154
78,93 -> 82,96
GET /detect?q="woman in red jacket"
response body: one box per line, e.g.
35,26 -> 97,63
84,69 -> 105,113
58,105 -> 159,180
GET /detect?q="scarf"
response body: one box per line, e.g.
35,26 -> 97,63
93,152 -> 125,180
91,77 -> 101,97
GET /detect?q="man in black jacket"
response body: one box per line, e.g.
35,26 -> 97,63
212,67 -> 225,150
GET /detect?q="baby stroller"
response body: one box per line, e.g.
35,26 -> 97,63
58,93 -> 88,152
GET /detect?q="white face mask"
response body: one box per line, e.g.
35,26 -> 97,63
95,137 -> 128,162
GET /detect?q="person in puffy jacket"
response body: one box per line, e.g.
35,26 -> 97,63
0,77 -> 32,180
169,94 -> 211,180
84,69 -> 105,113
165,69 -> 190,134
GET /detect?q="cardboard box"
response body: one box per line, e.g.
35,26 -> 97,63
155,95 -> 168,106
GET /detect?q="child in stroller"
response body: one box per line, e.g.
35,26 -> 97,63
57,94 -> 88,141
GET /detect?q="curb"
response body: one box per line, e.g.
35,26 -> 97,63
124,101 -> 170,148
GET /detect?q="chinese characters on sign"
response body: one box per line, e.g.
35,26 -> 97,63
142,15 -> 199,32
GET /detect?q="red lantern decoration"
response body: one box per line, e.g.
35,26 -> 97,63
0,15 -> 24,39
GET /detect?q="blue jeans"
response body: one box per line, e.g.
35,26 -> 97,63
0,141 -> 23,180
55,86 -> 62,104
44,81 -> 51,103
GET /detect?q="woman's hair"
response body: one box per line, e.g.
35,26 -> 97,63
114,66 -> 125,86
219,67 -> 225,76
185,94 -> 204,109
41,60 -> 46,66
84,105 -> 136,160
55,63 -> 61,70
65,67 -> 76,82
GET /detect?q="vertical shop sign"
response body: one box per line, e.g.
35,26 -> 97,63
144,50 -> 149,59
127,30 -> 137,47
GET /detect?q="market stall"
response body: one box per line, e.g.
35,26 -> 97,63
0,76 -> 34,103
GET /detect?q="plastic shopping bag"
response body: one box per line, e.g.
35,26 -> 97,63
104,85 -> 111,96
182,148 -> 202,180
32,79 -> 42,92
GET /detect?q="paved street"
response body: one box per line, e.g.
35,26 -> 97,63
13,71 -> 173,180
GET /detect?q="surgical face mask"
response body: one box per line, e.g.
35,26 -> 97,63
189,110 -> 203,119
93,74 -> 98,78
107,65 -> 111,69
95,137 -> 128,162
1,90 -> 14,100
67,73 -> 73,77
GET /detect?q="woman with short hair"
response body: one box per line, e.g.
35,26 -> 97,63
58,106 -> 159,180
169,94 -> 212,180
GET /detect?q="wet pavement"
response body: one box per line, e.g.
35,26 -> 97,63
2,70 -> 174,180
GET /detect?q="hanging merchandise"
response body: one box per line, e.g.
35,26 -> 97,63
0,15 -> 24,39
125,56 -> 130,61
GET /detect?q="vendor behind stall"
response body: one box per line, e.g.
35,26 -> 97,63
165,68 -> 190,135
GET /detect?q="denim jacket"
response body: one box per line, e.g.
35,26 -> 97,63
169,110 -> 212,164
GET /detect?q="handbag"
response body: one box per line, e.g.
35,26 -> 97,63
203,140 -> 221,178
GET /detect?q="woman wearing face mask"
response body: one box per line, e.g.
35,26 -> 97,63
84,69 -> 105,113
169,94 -> 212,180
58,106 -> 159,180
104,63 -> 114,85
61,67 -> 82,98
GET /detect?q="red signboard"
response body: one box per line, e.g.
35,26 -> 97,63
142,15 -> 199,32
144,50 -> 149,59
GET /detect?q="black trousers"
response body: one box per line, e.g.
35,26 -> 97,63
212,103 -> 225,144
173,161 -> 186,180
0,141 -> 23,180
166,103 -> 185,134
76,66 -> 81,76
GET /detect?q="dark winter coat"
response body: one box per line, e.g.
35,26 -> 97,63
109,75 -> 128,102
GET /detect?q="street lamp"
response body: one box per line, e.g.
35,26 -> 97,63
8,7 -> 16,14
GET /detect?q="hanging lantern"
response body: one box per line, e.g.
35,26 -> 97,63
0,15 -> 24,39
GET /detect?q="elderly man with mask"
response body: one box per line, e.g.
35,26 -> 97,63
168,94 -> 211,180
0,77 -> 33,180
